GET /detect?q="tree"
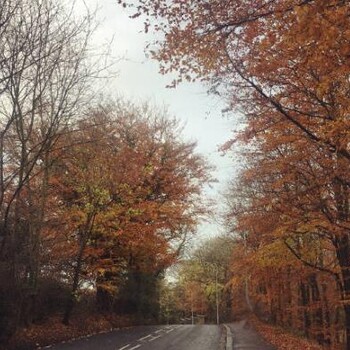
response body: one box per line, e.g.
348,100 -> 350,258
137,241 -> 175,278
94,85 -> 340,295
49,100 -> 213,323
119,0 -> 350,345
224,114 -> 348,346
120,0 -> 350,161
174,236 -> 235,324
0,0 -> 104,338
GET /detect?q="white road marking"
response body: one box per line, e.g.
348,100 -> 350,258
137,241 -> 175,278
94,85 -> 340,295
129,345 -> 141,350
118,345 -> 131,350
155,329 -> 163,334
138,334 -> 153,341
166,328 -> 174,333
224,324 -> 233,350
148,335 -> 162,342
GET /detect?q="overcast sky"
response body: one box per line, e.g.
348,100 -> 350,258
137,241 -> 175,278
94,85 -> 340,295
79,0 -> 238,240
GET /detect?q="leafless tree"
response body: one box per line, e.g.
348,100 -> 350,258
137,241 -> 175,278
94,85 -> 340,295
0,0 -> 107,338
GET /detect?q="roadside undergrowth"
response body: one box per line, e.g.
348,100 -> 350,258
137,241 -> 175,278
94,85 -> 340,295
4,314 -> 135,350
249,315 -> 329,350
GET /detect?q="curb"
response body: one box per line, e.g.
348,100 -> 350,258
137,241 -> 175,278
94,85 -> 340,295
224,324 -> 233,350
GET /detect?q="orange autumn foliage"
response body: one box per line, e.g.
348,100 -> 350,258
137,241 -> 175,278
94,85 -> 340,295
119,1 -> 350,347
45,101 -> 212,321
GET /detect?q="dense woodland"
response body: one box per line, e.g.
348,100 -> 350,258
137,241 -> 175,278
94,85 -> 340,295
1,0 -> 350,350
159,236 -> 235,325
0,0 -> 212,347
121,0 -> 350,349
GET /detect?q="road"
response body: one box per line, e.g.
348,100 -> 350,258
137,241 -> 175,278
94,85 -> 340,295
45,324 -> 222,350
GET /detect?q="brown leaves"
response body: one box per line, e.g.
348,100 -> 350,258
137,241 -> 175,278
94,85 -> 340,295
47,100 -> 212,289
113,1 -> 350,345
121,0 -> 350,161
9,313 -> 133,350
250,316 -> 326,350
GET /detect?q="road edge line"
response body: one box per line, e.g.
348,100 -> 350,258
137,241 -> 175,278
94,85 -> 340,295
224,324 -> 233,350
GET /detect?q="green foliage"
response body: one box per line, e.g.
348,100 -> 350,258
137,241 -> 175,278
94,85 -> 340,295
165,235 -> 235,323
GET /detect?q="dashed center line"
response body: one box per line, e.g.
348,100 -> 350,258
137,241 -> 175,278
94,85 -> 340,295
148,335 -> 162,342
138,334 -> 153,341
129,345 -> 141,350
118,345 -> 131,350
117,327 -> 178,350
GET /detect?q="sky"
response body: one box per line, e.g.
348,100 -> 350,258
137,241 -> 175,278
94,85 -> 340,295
79,0 -> 238,240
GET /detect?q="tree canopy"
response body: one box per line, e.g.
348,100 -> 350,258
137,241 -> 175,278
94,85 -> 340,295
118,0 -> 350,347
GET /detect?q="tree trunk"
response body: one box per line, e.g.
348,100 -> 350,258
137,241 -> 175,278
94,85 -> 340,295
334,234 -> 350,349
62,211 -> 96,325
62,237 -> 86,325
300,280 -> 310,337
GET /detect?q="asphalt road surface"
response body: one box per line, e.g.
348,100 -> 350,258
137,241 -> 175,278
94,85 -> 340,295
46,324 -> 221,350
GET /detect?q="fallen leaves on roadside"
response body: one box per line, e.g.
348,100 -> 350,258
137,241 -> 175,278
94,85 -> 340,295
250,316 -> 328,350
6,313 -> 134,350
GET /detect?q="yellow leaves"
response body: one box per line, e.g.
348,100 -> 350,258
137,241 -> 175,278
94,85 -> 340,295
143,162 -> 154,174
96,267 -> 106,275
252,240 -> 294,269
126,207 -> 143,217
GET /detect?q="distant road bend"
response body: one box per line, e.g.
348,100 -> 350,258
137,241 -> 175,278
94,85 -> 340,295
47,324 -> 221,350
